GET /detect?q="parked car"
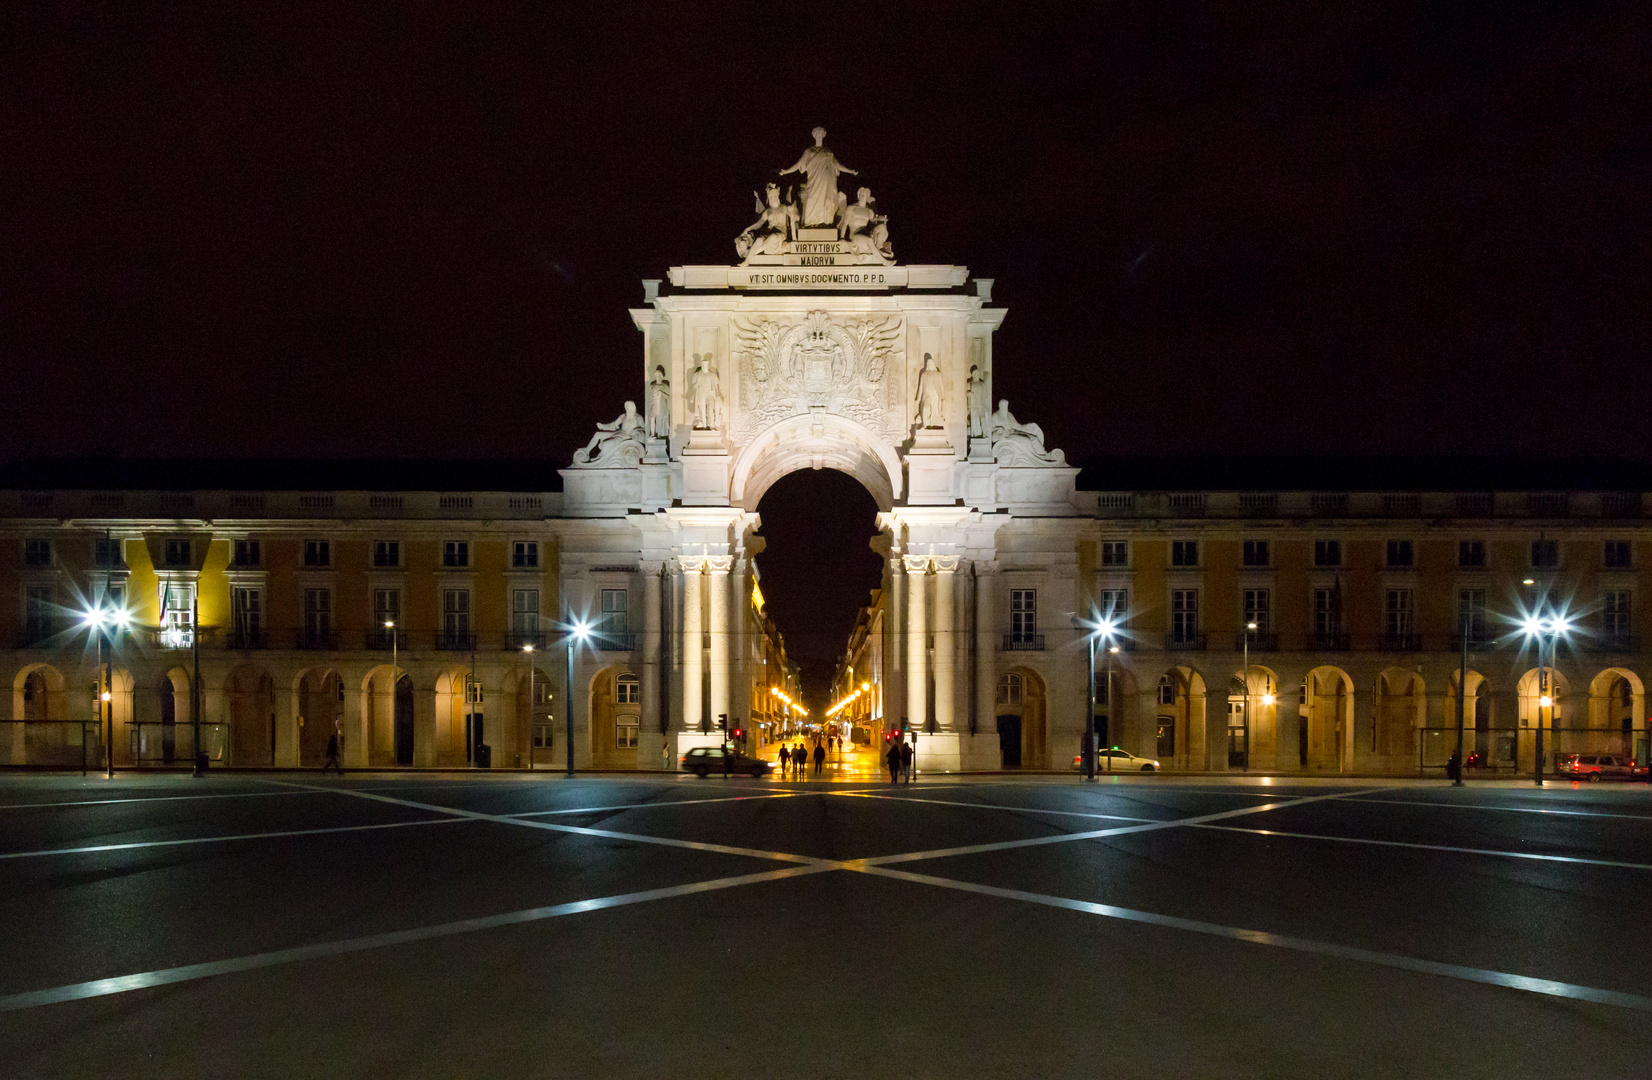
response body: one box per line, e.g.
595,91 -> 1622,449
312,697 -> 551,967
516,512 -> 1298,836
681,746 -> 774,778
1071,748 -> 1160,772
1557,753 -> 1645,780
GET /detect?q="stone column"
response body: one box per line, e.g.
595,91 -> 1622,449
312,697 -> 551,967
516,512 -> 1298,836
905,554 -> 929,729
641,562 -> 662,733
933,556 -> 958,730
680,556 -> 704,732
707,556 -> 732,733
886,550 -> 904,733
974,562 -> 997,735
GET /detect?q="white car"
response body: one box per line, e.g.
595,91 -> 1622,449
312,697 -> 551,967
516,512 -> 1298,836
1072,748 -> 1160,772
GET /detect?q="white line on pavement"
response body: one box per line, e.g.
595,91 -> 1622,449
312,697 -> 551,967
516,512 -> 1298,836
0,789 -> 320,811
829,791 -> 1158,823
509,791 -> 805,817
0,863 -> 832,1013
1339,795 -> 1652,821
0,817 -> 473,861
850,863 -> 1652,1013
1192,823 -> 1652,871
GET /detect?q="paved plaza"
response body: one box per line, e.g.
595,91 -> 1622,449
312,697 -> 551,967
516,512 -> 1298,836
2,769 -> 1651,1078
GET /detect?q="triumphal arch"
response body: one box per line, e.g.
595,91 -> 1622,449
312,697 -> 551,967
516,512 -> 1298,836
561,128 -> 1086,772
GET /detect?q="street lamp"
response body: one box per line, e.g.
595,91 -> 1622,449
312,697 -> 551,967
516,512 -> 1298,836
523,643 -> 535,770
1520,605 -> 1570,788
1241,621 -> 1257,773
564,620 -> 590,777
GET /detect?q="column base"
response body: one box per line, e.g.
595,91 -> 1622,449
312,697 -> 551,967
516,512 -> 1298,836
961,733 -> 1004,771
914,732 -> 962,774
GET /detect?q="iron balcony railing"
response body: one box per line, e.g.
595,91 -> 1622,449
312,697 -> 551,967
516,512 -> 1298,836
590,632 -> 635,652
1166,632 -> 1206,651
435,632 -> 478,651
1380,632 -> 1422,652
505,631 -> 548,650
1238,631 -> 1279,651
296,630 -> 336,650
1311,632 -> 1350,652
229,629 -> 267,650
367,628 -> 408,651
1001,633 -> 1045,651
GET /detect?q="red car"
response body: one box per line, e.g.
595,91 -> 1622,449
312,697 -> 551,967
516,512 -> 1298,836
1556,753 -> 1647,780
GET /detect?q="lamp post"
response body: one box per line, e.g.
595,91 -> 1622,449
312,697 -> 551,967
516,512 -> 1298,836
1242,621 -> 1257,773
1521,604 -> 1569,789
523,643 -> 535,770
1454,612 -> 1468,787
564,619 -> 589,778
1103,641 -> 1118,774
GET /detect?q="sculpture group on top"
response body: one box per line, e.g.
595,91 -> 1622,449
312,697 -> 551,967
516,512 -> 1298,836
735,127 -> 894,266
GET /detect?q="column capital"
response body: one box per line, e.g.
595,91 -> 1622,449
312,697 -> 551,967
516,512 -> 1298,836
705,555 -> 734,573
933,555 -> 961,574
678,555 -> 707,573
973,559 -> 1000,576
902,554 -> 931,574
639,559 -> 665,575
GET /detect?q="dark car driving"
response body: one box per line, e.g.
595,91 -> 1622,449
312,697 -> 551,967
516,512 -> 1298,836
680,746 -> 774,778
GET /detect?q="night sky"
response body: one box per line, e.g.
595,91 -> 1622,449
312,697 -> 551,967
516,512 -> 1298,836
4,2 -> 1649,702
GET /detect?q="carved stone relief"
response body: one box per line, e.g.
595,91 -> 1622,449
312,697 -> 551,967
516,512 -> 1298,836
731,310 -> 904,442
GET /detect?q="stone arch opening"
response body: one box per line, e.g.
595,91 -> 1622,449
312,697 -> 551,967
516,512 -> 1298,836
1154,666 -> 1207,769
1303,666 -> 1353,772
1374,668 -> 1424,761
589,664 -> 641,769
227,664 -> 276,766
294,667 -> 342,768
1588,669 -> 1643,756
1225,665 -> 1278,769
505,663 -> 552,768
434,667 -> 482,768
361,666 -> 416,767
731,412 -> 902,512
994,666 -> 1048,768
1446,670 -> 1506,769
1517,666 -> 1569,729
11,663 -> 67,766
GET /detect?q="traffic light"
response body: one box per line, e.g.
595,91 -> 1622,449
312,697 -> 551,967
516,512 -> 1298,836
718,712 -> 728,731
732,728 -> 742,739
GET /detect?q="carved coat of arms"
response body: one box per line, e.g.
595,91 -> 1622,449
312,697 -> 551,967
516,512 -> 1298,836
731,311 -> 903,440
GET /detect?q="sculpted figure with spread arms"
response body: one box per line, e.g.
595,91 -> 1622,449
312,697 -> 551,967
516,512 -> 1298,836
780,126 -> 858,228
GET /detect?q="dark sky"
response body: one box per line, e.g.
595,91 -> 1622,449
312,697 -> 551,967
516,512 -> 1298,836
3,2 -> 1649,701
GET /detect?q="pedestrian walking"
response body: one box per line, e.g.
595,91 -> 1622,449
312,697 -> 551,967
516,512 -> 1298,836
662,741 -> 673,771
778,744 -> 790,778
813,740 -> 825,776
900,737 -> 914,783
795,743 -> 808,780
323,732 -> 343,775
886,740 -> 902,784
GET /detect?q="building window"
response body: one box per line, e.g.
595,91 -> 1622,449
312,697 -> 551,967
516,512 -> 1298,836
233,539 -> 261,567
443,589 -> 471,641
1531,539 -> 1559,568
996,672 -> 1023,706
616,673 -> 641,705
1157,674 -> 1176,706
1171,589 -> 1199,645
513,589 -> 540,641
1314,588 -> 1342,641
1458,589 -> 1487,642
1604,591 -> 1631,643
1099,589 -> 1128,624
1604,541 -> 1632,569
160,582 -> 196,647
24,538 -> 52,566
373,589 -> 400,640
231,587 -> 262,645
303,539 -> 330,568
1242,540 -> 1270,567
616,722 -> 639,749
1010,589 -> 1038,642
1386,540 -> 1414,568
163,538 -> 192,567
1100,541 -> 1128,567
443,541 -> 469,568
1170,540 -> 1199,567
1243,589 -> 1270,633
1385,589 -> 1414,643
303,587 -> 331,645
532,725 -> 554,750
513,541 -> 539,568
1314,540 -> 1341,568
24,585 -> 54,642
599,588 -> 629,646
1458,540 -> 1485,568
94,536 -> 123,568
373,540 -> 399,568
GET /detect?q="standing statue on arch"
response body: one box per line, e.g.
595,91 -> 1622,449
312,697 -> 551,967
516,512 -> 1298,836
688,353 -> 725,431
780,126 -> 858,228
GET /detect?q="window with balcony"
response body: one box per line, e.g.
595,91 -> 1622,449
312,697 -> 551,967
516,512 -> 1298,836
1314,588 -> 1344,647
1010,589 -> 1038,642
24,585 -> 54,643
94,536 -> 123,568
303,539 -> 330,568
163,538 -> 192,567
1458,540 -> 1485,568
1386,540 -> 1414,568
513,588 -> 541,646
1604,591 -> 1632,647
159,582 -> 196,647
513,541 -> 539,568
442,541 -> 469,568
1604,540 -> 1632,569
1171,589 -> 1199,646
373,589 -> 400,646
1243,589 -> 1270,634
1170,540 -> 1199,567
1385,589 -> 1416,648
303,587 -> 332,647
233,539 -> 261,567
441,589 -> 471,647
24,538 -> 51,566
598,589 -> 629,649
373,540 -> 399,568
1098,589 -> 1127,624
1100,541 -> 1128,567
231,587 -> 263,648
1531,539 -> 1559,568
1314,540 -> 1341,567
1458,589 -> 1487,644
1242,540 -> 1270,567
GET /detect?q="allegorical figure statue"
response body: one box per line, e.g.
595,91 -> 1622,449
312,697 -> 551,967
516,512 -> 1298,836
966,364 -> 989,440
689,353 -> 725,430
780,126 -> 858,228
575,401 -> 646,466
646,365 -> 671,439
913,353 -> 945,429
837,187 -> 893,263
990,398 -> 1066,466
735,183 -> 798,262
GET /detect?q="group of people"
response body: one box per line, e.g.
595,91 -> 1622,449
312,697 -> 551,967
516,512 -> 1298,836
776,740 -> 825,780
886,737 -> 915,783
